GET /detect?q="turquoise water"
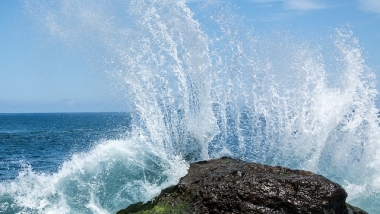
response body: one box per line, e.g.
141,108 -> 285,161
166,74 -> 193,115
1,0 -> 380,213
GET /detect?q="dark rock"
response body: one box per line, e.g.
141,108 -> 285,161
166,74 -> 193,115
346,203 -> 369,214
118,157 -> 368,214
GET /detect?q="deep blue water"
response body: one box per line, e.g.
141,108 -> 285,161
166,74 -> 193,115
0,113 -> 131,181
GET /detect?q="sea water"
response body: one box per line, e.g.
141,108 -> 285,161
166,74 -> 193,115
1,0 -> 380,213
0,113 -> 188,213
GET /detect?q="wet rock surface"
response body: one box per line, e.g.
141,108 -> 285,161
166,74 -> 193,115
117,157 -> 368,214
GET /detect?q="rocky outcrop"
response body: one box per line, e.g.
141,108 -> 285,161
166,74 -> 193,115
346,203 -> 369,214
117,157 -> 368,214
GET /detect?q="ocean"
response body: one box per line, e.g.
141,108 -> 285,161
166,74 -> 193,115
0,112 -> 189,213
0,113 -> 131,182
1,0 -> 380,213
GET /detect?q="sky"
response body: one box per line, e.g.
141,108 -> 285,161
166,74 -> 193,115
0,1 -> 130,113
0,0 -> 379,113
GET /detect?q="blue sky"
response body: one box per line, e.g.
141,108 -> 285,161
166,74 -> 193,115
0,0 -> 379,113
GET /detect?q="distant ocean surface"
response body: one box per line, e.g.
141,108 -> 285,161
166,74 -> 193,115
0,113 -> 131,181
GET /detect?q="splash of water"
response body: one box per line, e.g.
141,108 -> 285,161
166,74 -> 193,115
2,0 -> 379,213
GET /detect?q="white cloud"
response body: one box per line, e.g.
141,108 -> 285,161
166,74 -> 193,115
248,0 -> 327,11
358,0 -> 380,13
286,0 -> 326,10
249,0 -> 281,2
